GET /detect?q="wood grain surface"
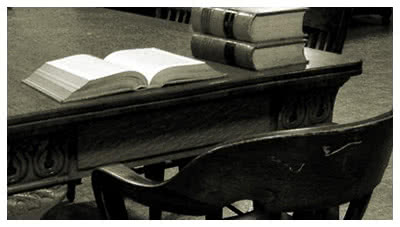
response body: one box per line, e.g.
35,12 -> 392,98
91,111 -> 392,219
8,8 -> 361,127
8,8 -> 362,195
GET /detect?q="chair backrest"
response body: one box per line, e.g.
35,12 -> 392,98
303,7 -> 353,53
155,7 -> 191,24
163,111 -> 392,214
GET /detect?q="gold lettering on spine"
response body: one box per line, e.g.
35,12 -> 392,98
200,8 -> 212,34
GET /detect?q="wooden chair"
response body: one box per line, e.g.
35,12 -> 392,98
303,8 -> 353,54
143,7 -> 350,216
351,7 -> 392,25
91,111 -> 392,220
155,7 -> 191,24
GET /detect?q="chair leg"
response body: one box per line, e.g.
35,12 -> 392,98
148,206 -> 162,220
316,206 -> 340,219
102,190 -> 128,219
293,209 -> 319,219
293,206 -> 339,220
92,175 -> 128,219
381,8 -> 392,25
144,163 -> 165,220
177,157 -> 193,171
66,179 -> 82,202
206,209 -> 223,220
344,193 -> 372,220
144,163 -> 165,180
253,200 -> 282,219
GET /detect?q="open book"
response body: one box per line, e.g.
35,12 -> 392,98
23,48 -> 224,103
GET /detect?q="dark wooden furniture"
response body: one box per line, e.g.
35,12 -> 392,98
91,111 -> 392,219
155,7 -> 191,24
303,7 -> 353,54
107,7 -> 192,24
8,8 -> 361,200
351,7 -> 392,25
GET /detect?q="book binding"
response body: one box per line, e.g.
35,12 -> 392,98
191,33 -> 307,70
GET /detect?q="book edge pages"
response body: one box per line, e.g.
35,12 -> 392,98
63,71 -> 148,103
252,43 -> 307,71
149,63 -> 225,88
65,87 -> 136,103
23,76 -> 73,103
252,38 -> 307,49
254,61 -> 309,76
192,33 -> 306,48
224,7 -> 307,17
22,61 -> 92,103
23,56 -> 149,103
250,10 -> 306,42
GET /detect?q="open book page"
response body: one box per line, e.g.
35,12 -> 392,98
49,54 -> 134,82
104,48 -> 205,83
23,54 -> 148,102
226,7 -> 306,15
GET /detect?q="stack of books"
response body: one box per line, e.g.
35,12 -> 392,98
190,7 -> 308,71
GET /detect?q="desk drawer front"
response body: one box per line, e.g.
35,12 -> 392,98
77,87 -> 339,170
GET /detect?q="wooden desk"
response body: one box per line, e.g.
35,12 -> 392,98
7,8 -> 362,194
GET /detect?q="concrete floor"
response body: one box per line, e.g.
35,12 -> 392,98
8,14 -> 393,220
333,15 -> 393,220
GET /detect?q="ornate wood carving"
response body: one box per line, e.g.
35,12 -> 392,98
7,134 -> 71,186
306,91 -> 333,124
278,88 -> 337,129
32,139 -> 67,178
7,145 -> 29,184
278,97 -> 307,129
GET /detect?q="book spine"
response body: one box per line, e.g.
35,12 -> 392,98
191,33 -> 256,69
191,7 -> 254,42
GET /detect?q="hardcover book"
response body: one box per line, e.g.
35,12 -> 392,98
23,48 -> 224,103
191,7 -> 307,42
191,33 -> 307,71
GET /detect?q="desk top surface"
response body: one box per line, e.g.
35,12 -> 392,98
7,8 -> 362,126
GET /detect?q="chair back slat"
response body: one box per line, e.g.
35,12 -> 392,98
163,111 -> 392,212
303,8 -> 353,53
315,32 -> 327,50
155,7 -> 191,24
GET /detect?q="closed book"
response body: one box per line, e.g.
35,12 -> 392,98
191,7 -> 307,42
191,33 -> 307,71
23,48 -> 224,103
